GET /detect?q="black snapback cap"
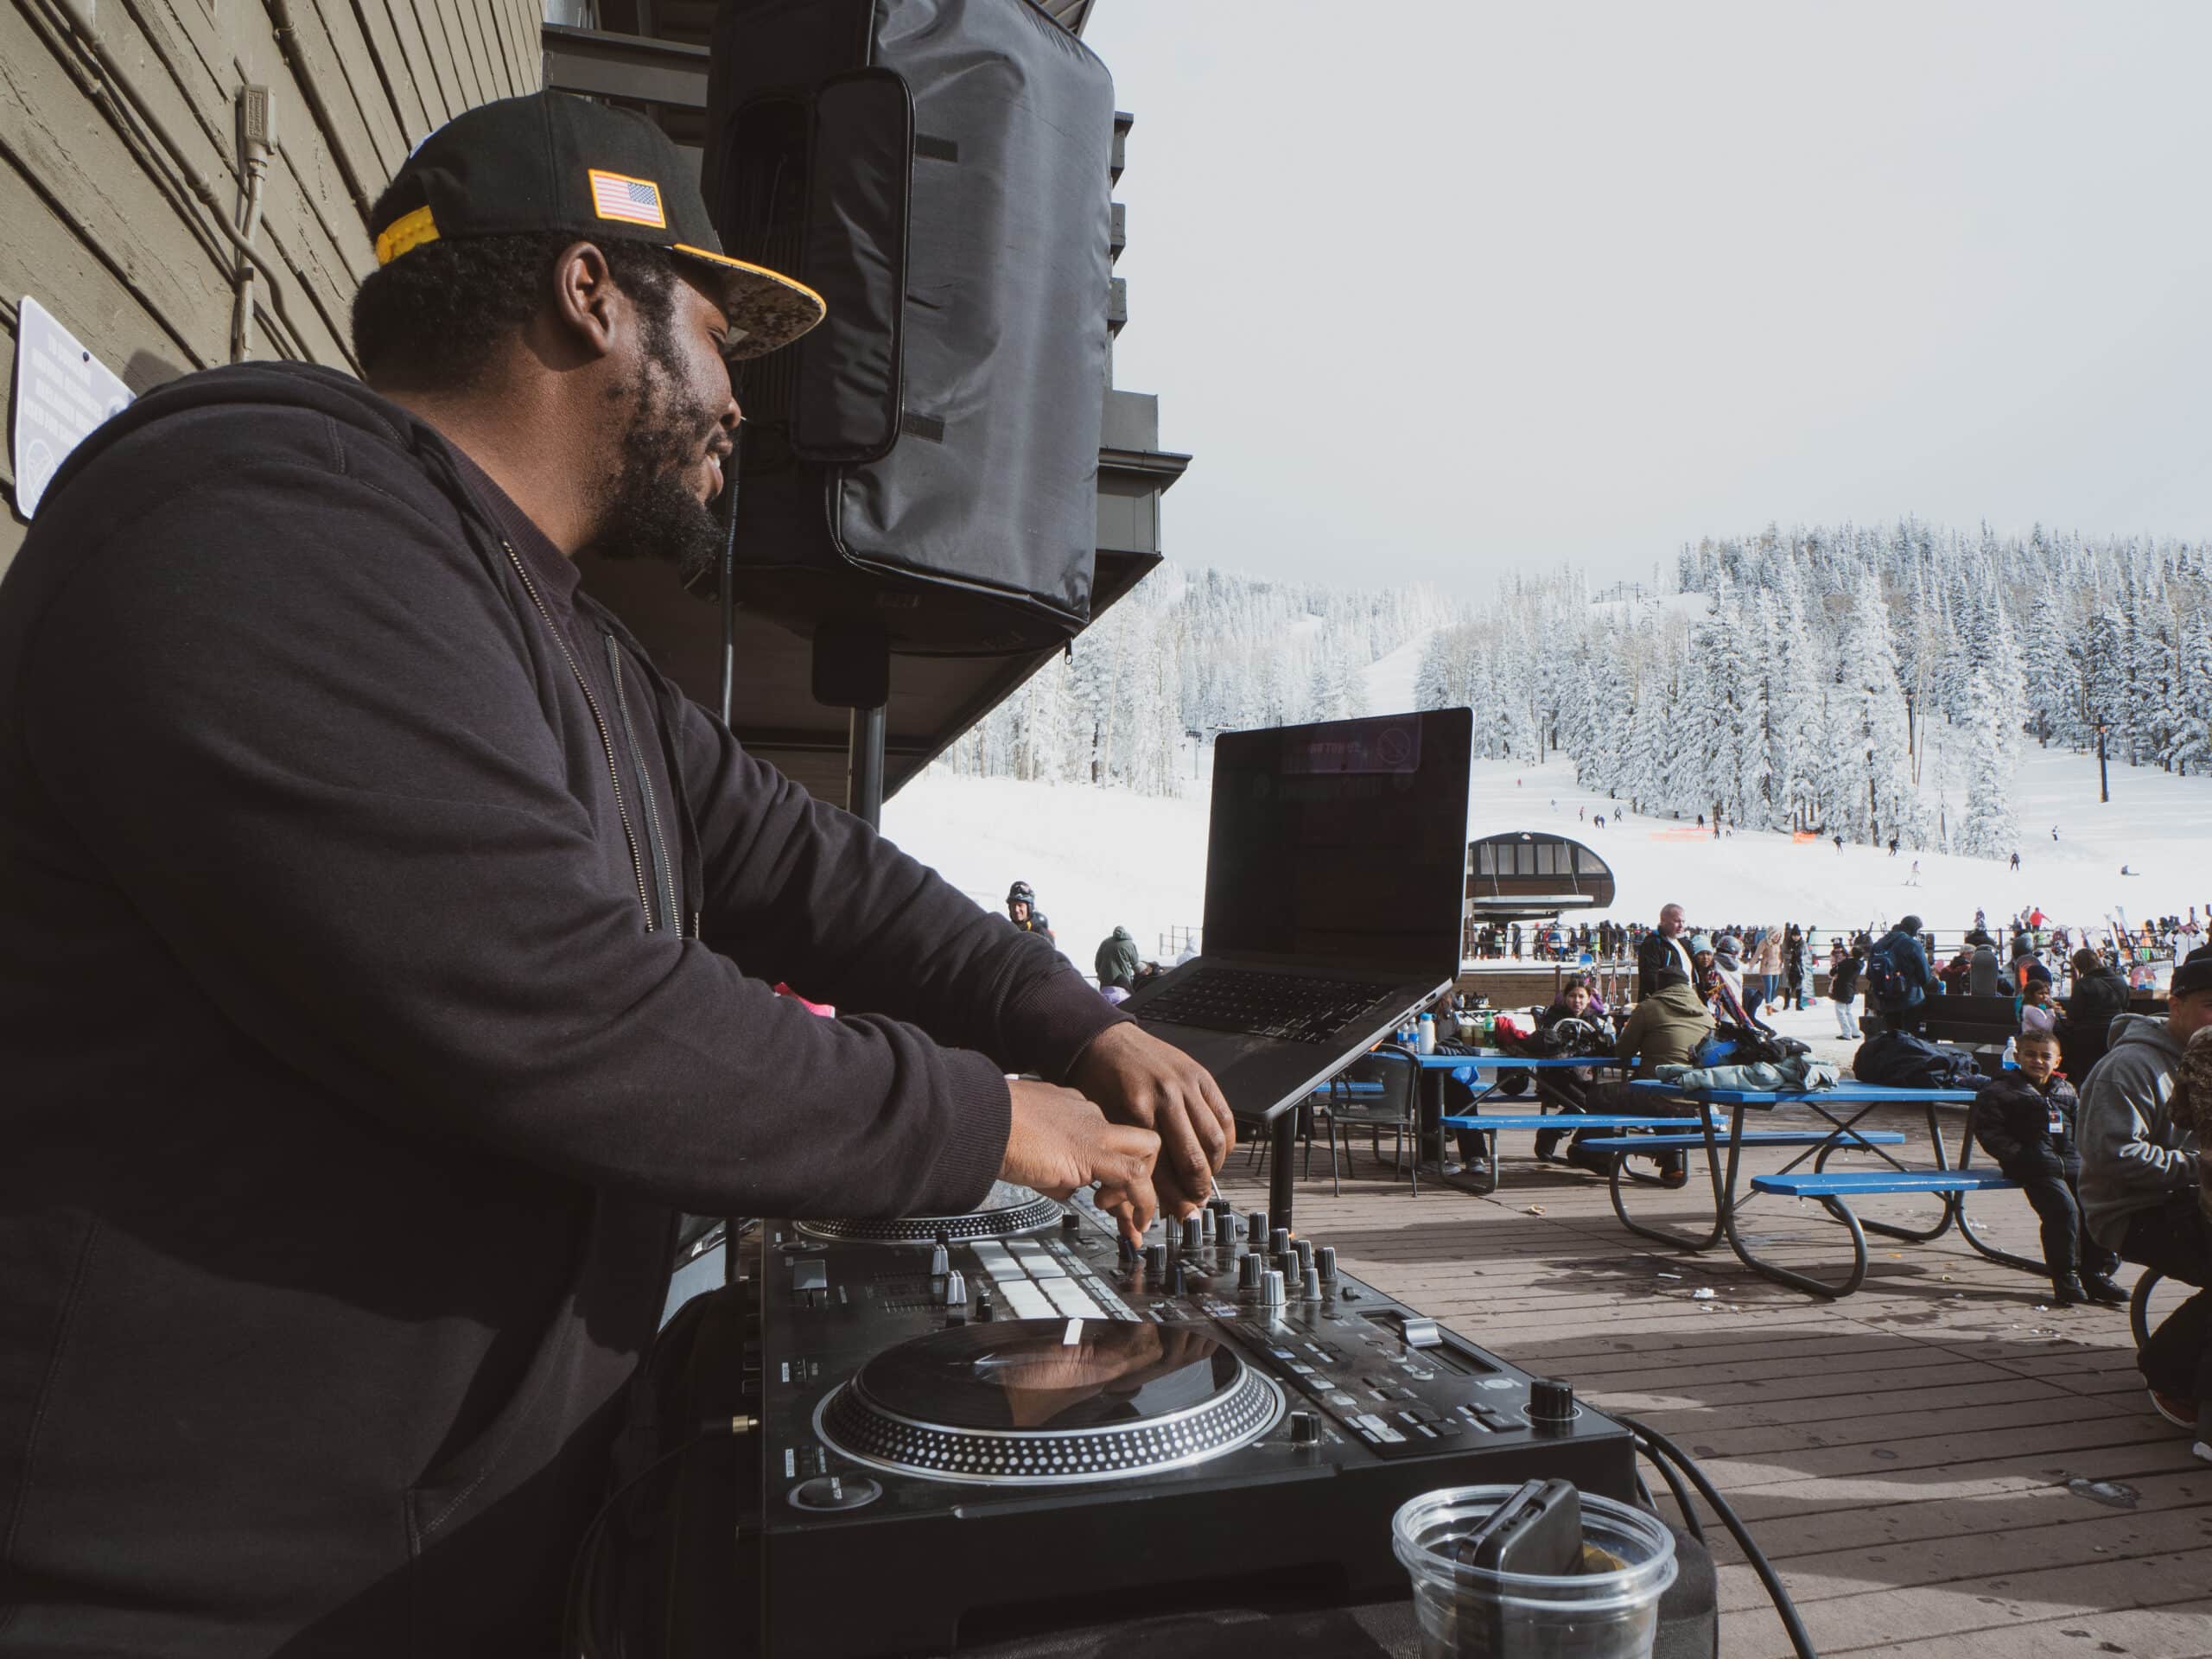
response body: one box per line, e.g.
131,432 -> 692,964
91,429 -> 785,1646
371,90 -> 823,360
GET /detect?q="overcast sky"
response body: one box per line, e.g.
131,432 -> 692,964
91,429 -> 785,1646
1081,2 -> 2212,588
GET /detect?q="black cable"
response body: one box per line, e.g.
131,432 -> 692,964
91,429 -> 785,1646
1631,1468 -> 1661,1520
716,421 -> 743,728
1619,1414 -> 1817,1659
562,1417 -> 751,1659
1640,1432 -> 1707,1546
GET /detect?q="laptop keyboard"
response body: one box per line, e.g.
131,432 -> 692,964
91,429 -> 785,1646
1141,966 -> 1402,1046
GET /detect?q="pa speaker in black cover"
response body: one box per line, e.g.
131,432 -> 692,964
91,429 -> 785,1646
704,0 -> 1115,657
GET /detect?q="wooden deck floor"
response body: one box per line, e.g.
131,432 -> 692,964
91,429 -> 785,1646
1216,1107 -> 2212,1657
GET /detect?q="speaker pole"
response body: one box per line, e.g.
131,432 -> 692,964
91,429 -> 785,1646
814,616 -> 892,830
849,706 -> 886,830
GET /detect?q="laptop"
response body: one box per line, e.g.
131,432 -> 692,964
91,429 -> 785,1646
1122,708 -> 1473,1122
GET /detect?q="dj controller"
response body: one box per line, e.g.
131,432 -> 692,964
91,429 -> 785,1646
714,1184 -> 1637,1656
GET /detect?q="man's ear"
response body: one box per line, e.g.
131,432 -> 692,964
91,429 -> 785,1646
550,241 -> 621,359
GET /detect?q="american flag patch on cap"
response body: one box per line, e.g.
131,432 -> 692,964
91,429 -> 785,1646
588,168 -> 667,230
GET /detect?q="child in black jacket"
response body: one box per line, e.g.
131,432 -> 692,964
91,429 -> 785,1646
1974,1026 -> 2128,1306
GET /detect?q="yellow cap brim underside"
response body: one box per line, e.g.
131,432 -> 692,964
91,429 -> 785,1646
671,245 -> 825,360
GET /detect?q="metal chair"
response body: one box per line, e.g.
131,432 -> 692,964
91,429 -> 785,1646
1316,1047 -> 1421,1197
2131,1268 -> 2171,1351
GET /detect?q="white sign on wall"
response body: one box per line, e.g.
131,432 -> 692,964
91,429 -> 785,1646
11,296 -> 133,518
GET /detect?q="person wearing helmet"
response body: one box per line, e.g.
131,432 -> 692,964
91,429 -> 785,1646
1007,880 -> 1055,943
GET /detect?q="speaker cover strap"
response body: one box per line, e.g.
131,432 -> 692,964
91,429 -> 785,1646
791,68 -> 913,466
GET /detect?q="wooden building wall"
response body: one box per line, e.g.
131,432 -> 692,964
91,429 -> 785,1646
0,0 -> 543,573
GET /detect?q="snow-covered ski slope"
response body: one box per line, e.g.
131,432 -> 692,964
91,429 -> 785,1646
882,740 -> 2209,972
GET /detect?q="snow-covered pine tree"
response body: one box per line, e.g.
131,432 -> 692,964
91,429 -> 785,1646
1837,571 -> 1923,848
2021,589 -> 2075,747
1770,575 -> 1822,830
1955,668 -> 2018,857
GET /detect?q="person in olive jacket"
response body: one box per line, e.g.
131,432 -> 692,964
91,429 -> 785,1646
1974,1027 -> 2126,1306
1096,925 -> 1143,991
1602,969 -> 1715,1186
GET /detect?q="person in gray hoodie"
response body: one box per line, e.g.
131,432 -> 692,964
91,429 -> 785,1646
2080,946 -> 2212,1449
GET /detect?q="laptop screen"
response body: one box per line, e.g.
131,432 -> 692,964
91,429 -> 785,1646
1202,709 -> 1472,980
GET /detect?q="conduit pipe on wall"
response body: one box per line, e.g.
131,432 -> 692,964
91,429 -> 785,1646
54,0 -> 311,356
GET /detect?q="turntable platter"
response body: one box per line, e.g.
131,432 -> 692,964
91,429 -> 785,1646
796,1181 -> 1062,1245
816,1319 -> 1283,1486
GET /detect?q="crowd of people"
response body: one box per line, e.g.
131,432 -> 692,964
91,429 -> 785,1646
1450,899 -> 2212,1465
1076,874 -> 2212,1463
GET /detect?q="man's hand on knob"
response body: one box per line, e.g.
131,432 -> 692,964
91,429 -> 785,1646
1064,1022 -> 1236,1219
1000,1079 -> 1160,1244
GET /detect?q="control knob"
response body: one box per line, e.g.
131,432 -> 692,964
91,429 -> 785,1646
1061,1210 -> 1081,1234
1182,1215 -> 1203,1251
1199,1207 -> 1217,1243
1316,1246 -> 1338,1281
943,1270 -> 968,1319
1269,1227 -> 1293,1258
1287,1410 -> 1320,1446
1528,1377 -> 1578,1428
1246,1211 -> 1268,1249
1294,1238 -> 1315,1273
1238,1254 -> 1263,1292
1145,1243 -> 1167,1277
928,1242 -> 950,1277
1300,1268 -> 1323,1300
1260,1269 -> 1286,1308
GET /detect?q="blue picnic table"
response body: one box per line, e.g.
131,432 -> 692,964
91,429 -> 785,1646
1609,1077 -> 2004,1297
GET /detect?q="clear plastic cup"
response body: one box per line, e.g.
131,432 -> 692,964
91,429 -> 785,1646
1392,1485 -> 1677,1659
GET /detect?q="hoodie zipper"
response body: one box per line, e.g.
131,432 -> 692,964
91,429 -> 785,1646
497,540 -> 656,931
606,632 -> 682,937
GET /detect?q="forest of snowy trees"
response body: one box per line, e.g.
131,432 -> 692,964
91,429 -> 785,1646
1415,521 -> 2212,853
936,520 -> 2210,858
936,567 -> 1447,795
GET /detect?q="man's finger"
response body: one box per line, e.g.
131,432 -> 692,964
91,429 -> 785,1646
1181,1071 -> 1229,1167
1103,1165 -> 1157,1240
1096,1192 -> 1143,1247
1155,1085 -> 1213,1200
1195,1067 -> 1236,1160
1099,1127 -> 1161,1228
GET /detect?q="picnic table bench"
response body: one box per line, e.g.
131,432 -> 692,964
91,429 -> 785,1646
1434,1108 -> 1726,1195
1611,1078 -> 2030,1297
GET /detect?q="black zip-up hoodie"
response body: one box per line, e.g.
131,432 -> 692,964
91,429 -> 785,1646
1972,1070 -> 2080,1170
0,364 -> 1124,1656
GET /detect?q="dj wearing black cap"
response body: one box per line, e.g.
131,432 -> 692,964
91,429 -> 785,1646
0,92 -> 1232,1656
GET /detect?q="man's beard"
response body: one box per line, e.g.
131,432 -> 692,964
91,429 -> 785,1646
577,349 -> 727,585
